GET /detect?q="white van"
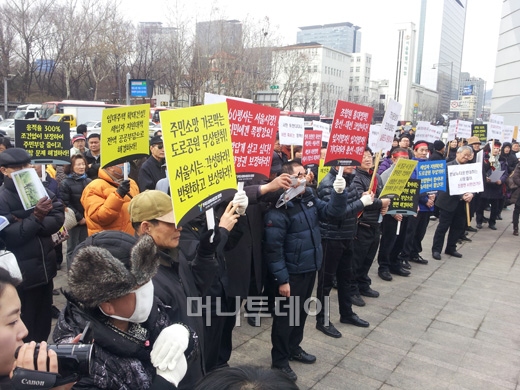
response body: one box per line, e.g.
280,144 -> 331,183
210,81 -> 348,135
14,104 -> 41,120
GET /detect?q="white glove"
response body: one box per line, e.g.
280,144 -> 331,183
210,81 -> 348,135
333,176 -> 346,193
151,324 -> 190,386
360,194 -> 374,206
232,190 -> 248,215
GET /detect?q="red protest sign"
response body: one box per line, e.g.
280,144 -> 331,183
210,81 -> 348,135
324,100 -> 373,166
301,130 -> 322,166
227,99 -> 280,181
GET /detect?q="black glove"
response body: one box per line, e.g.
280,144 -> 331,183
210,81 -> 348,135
116,180 -> 131,198
33,197 -> 53,221
197,228 -> 221,256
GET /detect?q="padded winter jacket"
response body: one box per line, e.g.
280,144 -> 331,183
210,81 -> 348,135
263,186 -> 347,285
80,169 -> 139,235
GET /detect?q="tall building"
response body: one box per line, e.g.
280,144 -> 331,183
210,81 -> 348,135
491,0 -> 520,125
297,22 -> 361,53
459,72 -> 486,121
195,19 -> 243,57
348,53 -> 372,104
416,0 -> 468,117
390,22 -> 417,121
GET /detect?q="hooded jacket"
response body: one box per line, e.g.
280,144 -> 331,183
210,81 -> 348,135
0,176 -> 64,289
263,186 -> 347,285
80,169 -> 139,235
317,167 -> 364,240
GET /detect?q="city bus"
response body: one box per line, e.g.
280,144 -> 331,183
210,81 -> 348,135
39,100 -> 121,120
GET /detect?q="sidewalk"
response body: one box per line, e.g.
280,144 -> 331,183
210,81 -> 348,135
52,209 -> 520,389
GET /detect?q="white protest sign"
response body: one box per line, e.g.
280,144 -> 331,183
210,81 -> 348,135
415,122 -> 444,144
204,92 -> 252,105
457,120 -> 472,139
488,114 -> 504,141
278,116 -> 304,145
312,120 -> 330,143
368,124 -> 381,151
447,162 -> 483,195
447,120 -> 458,140
377,99 -> 401,152
502,125 -> 514,144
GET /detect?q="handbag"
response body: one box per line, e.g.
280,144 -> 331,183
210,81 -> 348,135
506,173 -> 519,191
63,207 -> 78,231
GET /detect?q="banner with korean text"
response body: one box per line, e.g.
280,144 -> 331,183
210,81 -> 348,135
312,120 -> 331,144
380,158 -> 418,198
417,160 -> 446,193
376,99 -> 401,152
301,130 -> 322,166
386,179 -> 420,216
414,122 -> 443,144
101,104 -> 150,167
472,124 -> 487,142
227,99 -> 279,182
15,120 -> 70,164
324,101 -> 373,166
447,162 -> 484,195
161,103 -> 237,225
278,116 -> 304,146
488,114 -> 504,141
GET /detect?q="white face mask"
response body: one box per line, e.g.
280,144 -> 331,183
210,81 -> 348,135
276,178 -> 306,208
99,280 -> 154,323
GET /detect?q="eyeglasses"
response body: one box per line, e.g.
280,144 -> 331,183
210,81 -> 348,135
154,144 -> 164,149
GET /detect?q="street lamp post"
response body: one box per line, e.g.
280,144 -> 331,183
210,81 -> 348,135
432,62 -> 453,116
3,74 -> 15,119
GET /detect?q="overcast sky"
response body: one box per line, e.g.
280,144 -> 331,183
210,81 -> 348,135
122,0 -> 503,88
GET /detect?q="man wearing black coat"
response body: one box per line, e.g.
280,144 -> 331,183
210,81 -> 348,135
431,146 -> 475,260
315,165 -> 373,339
0,148 -> 64,342
138,136 -> 167,192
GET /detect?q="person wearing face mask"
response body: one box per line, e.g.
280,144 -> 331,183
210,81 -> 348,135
80,161 -> 139,236
53,231 -> 196,389
263,161 -> 349,382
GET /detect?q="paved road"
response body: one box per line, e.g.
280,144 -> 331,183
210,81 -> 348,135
52,209 -> 520,389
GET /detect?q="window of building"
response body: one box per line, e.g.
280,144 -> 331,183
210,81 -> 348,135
356,67 -> 360,72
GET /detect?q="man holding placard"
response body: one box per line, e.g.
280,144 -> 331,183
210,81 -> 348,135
431,146 -> 475,260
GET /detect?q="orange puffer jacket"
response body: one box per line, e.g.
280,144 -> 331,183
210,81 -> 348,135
80,169 -> 139,236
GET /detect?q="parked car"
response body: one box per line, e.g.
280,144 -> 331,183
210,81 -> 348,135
70,120 -> 102,138
0,119 -> 15,142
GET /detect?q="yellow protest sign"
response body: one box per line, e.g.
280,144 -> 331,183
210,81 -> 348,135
101,104 -> 150,167
161,103 -> 237,226
318,158 -> 330,184
380,158 -> 418,198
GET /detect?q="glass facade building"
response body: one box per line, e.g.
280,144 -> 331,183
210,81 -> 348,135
297,22 -> 361,54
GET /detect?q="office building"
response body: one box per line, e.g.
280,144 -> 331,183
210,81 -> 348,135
415,0 -> 468,117
297,22 -> 361,53
491,0 -> 520,126
349,53 -> 372,104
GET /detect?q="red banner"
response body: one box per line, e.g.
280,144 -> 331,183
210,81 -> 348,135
227,99 -> 280,182
324,100 -> 373,166
301,130 -> 322,166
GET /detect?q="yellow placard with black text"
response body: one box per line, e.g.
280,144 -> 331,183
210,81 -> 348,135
161,103 -> 237,226
101,104 -> 150,167
380,159 -> 418,198
317,159 -> 330,184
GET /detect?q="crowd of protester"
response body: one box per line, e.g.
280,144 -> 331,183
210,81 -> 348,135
0,124 -> 518,389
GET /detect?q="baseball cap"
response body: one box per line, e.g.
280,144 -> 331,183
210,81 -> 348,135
129,190 -> 175,224
72,134 -> 86,143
